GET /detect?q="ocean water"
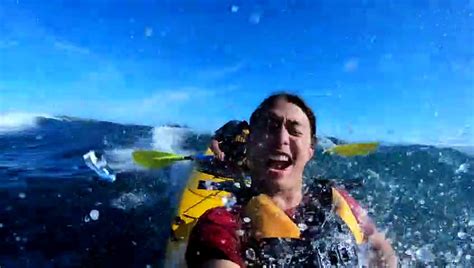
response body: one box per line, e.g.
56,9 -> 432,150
0,114 -> 472,267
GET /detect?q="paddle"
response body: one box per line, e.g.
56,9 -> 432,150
132,150 -> 213,169
133,142 -> 379,169
323,142 -> 379,157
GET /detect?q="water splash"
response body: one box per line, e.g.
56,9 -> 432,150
0,112 -> 60,133
152,126 -> 191,154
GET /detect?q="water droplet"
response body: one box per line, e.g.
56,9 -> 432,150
145,27 -> 153,37
367,169 -> 380,179
466,254 -> 471,260
419,199 -> 425,205
89,210 -> 99,221
455,163 -> 469,174
221,196 -> 228,204
415,245 -> 435,263
236,229 -> 245,236
18,192 -> 26,199
84,216 -> 90,223
245,248 -> 256,260
457,231 -> 467,239
249,13 -> 261,24
298,223 -> 308,231
468,218 -> 474,226
243,217 -> 251,223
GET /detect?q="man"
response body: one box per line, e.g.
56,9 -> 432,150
210,120 -> 250,167
186,93 -> 397,267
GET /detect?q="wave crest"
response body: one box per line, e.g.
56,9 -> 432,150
0,112 -> 59,133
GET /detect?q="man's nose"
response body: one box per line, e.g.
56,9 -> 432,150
276,123 -> 290,147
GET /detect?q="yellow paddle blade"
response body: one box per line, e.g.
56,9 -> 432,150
132,150 -> 186,169
326,142 -> 379,157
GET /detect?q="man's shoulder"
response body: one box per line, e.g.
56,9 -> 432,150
187,207 -> 244,267
198,206 -> 241,227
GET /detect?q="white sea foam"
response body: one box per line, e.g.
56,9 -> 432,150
106,126 -> 193,172
0,112 -> 59,133
151,126 -> 192,155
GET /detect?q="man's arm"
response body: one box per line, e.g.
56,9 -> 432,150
210,138 -> 225,161
211,120 -> 241,161
367,231 -> 398,268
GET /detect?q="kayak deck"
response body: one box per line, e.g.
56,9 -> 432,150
171,171 -> 231,240
165,149 -> 233,267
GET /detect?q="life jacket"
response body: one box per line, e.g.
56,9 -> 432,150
233,128 -> 250,143
240,181 -> 366,267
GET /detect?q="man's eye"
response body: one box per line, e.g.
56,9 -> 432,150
267,120 -> 280,130
289,128 -> 303,136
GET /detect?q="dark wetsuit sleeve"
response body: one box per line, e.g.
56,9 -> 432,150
185,207 -> 244,267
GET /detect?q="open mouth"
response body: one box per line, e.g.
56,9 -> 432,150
266,152 -> 293,170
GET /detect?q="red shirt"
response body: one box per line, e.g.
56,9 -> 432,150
185,207 -> 244,267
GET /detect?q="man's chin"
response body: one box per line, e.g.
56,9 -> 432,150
265,166 -> 292,180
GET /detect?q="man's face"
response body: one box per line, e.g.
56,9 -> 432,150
247,99 -> 314,190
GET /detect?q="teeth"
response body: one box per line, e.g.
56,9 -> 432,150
269,154 -> 289,161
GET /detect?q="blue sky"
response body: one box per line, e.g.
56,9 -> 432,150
1,0 -> 473,145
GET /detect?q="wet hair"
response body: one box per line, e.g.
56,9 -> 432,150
249,92 -> 317,145
239,120 -> 249,129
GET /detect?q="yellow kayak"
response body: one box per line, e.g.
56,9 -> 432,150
164,149 -> 233,267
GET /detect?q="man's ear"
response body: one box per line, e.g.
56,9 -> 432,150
309,136 -> 316,159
